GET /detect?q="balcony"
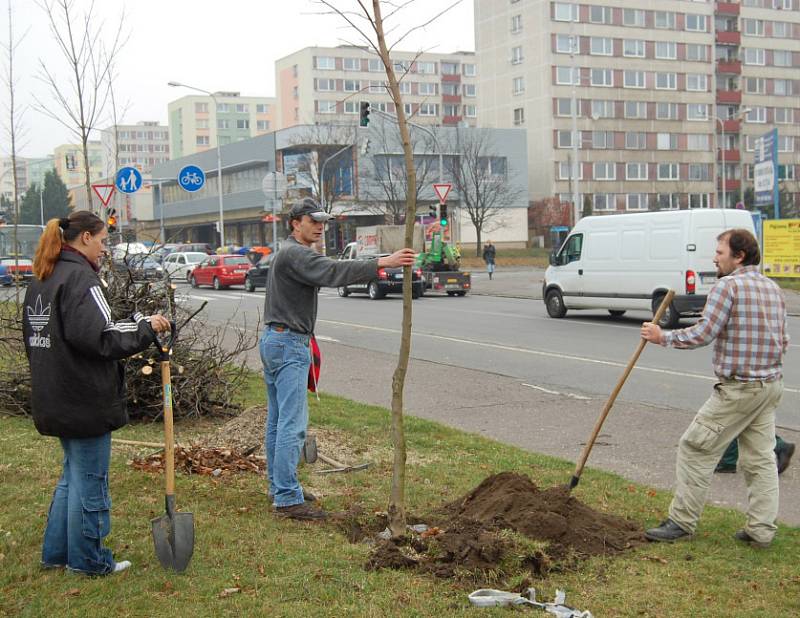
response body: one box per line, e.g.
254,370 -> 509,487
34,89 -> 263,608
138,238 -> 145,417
721,178 -> 741,192
717,89 -> 742,104
442,94 -> 461,104
716,30 -> 741,46
442,115 -> 463,125
715,2 -> 740,16
716,60 -> 742,74
718,148 -> 741,162
441,73 -> 461,83
719,119 -> 741,133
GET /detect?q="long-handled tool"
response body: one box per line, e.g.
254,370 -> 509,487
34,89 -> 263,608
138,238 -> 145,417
151,318 -> 197,572
569,290 -> 675,490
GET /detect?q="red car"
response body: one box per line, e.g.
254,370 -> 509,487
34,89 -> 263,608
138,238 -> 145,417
189,254 -> 251,290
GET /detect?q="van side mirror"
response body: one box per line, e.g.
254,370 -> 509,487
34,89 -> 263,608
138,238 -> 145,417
549,250 -> 558,266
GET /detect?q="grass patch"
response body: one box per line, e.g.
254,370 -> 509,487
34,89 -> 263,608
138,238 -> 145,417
460,247 -> 550,269
774,277 -> 800,292
1,373 -> 798,617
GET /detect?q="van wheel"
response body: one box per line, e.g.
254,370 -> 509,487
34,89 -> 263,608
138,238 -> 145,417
338,286 -> 349,297
652,295 -> 680,329
546,289 -> 567,318
608,310 -> 626,318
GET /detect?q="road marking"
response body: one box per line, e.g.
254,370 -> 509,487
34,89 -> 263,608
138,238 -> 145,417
315,335 -> 340,343
522,383 -> 591,400
318,318 -> 800,394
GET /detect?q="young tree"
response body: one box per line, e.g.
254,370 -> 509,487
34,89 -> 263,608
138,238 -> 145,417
449,128 -> 525,255
34,0 -> 126,212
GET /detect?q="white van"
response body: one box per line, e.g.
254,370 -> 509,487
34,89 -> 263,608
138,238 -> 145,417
542,209 -> 756,327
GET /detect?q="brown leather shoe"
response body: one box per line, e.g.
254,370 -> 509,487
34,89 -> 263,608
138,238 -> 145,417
274,503 -> 328,521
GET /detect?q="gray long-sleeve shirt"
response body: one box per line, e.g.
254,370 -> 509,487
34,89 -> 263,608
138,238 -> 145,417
263,236 -> 378,334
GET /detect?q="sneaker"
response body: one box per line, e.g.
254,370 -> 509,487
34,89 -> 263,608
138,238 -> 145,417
113,560 -> 132,573
644,519 -> 693,543
734,529 -> 771,549
777,442 -> 795,475
274,503 -> 328,521
714,463 -> 737,474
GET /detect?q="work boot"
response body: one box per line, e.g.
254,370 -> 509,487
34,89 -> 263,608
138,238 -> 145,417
777,442 -> 795,475
274,503 -> 328,521
644,519 -> 692,543
734,529 -> 771,549
302,489 -> 317,502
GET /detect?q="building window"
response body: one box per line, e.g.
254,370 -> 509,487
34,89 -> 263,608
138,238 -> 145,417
775,107 -> 793,124
559,162 -> 582,180
623,39 -> 645,58
685,14 -> 707,32
687,103 -> 708,120
625,132 -> 646,149
688,164 -> 710,181
419,82 -> 438,96
393,59 -> 411,73
196,119 -> 209,129
196,135 -> 209,146
744,48 -> 765,66
746,107 -> 767,123
591,99 -> 614,118
256,104 -> 270,113
556,66 -> 579,85
343,79 -> 360,92
556,98 -> 572,116
626,163 -> 648,180
236,119 -> 249,129
591,68 -> 613,87
368,58 -> 383,72
773,50 -> 792,67
343,57 -> 360,71
657,133 -> 678,150
589,6 -> 612,24
557,130 -> 575,148
627,194 -> 649,211
594,161 -> 616,180
194,102 -> 208,113
745,77 -> 766,94
235,103 -> 248,113
513,77 -> 525,95
316,56 -> 335,70
774,79 -> 793,96
316,78 -> 335,91
593,193 -> 615,211
441,62 -> 459,75
657,102 -> 679,120
773,21 -> 789,38
416,61 -> 436,74
778,136 -> 795,153
655,42 -> 677,60
686,74 -> 708,92
342,101 -> 358,114
216,103 -> 230,113
590,37 -> 613,56
658,193 -> 679,210
592,131 -> 613,149
554,2 -> 578,22
464,105 -> 477,118
689,194 -> 710,209
217,119 -> 230,129
419,103 -> 439,116
624,101 -> 647,119
654,11 -> 675,29
687,134 -> 709,151
623,70 -> 645,88
256,120 -> 270,130
463,83 -> 476,97
556,34 -> 576,54
658,163 -> 680,180
513,107 -> 525,125
743,19 -> 764,37
622,9 -> 645,27
369,80 -> 385,94
318,100 -> 336,114
655,72 -> 677,90
511,14 -> 522,33
511,46 -> 524,64
398,80 -> 411,94
686,44 -> 707,62
463,63 -> 477,77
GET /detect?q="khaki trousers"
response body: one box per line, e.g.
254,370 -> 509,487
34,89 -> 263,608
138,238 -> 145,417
669,378 -> 782,544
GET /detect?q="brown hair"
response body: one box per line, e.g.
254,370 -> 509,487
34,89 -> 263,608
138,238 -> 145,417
717,228 -> 761,267
33,210 -> 104,280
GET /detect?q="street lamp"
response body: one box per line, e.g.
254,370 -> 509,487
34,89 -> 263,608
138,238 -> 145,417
712,107 -> 751,209
168,81 -> 226,249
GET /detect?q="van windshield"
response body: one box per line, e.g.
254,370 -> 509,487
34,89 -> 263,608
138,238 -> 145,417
559,234 -> 583,264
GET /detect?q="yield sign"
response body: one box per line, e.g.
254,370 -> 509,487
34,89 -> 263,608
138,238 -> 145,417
92,184 -> 116,206
433,183 -> 452,205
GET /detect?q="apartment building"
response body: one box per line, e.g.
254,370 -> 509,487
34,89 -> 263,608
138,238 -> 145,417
0,156 -> 28,202
53,142 -> 105,189
99,121 -> 170,174
476,0 -> 800,215
168,92 -> 276,158
274,46 -> 479,130
26,157 -> 55,190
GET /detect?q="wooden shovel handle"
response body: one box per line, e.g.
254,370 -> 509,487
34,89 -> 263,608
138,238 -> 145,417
162,359 -> 175,496
570,290 -> 675,489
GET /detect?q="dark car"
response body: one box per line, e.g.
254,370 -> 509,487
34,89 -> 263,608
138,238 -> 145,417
112,254 -> 165,281
0,256 -> 33,285
151,243 -> 180,263
244,253 -> 274,292
175,243 -> 215,255
337,254 -> 425,300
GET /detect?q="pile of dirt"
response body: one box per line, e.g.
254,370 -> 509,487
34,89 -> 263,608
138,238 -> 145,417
365,472 -> 646,578
202,405 -> 267,454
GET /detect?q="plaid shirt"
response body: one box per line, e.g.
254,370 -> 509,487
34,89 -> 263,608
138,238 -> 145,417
662,265 -> 789,381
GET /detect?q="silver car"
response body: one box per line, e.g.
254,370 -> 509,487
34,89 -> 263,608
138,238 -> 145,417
162,251 -> 208,282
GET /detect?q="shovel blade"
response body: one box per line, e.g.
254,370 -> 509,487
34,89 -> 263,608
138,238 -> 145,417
151,511 -> 194,572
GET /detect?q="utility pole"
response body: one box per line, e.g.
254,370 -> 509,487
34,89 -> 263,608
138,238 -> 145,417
569,21 -> 580,225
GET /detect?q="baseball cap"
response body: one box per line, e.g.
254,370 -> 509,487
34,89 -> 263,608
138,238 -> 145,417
288,198 -> 333,222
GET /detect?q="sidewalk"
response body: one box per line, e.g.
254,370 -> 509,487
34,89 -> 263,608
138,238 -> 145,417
468,266 -> 800,316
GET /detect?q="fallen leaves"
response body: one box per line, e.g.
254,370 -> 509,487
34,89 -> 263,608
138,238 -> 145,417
131,446 -> 266,477
219,587 -> 241,598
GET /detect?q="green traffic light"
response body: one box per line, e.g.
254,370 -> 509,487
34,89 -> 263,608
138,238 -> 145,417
440,218 -> 448,227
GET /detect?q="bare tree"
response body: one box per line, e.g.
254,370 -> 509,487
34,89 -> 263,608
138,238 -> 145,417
319,0 -> 460,538
448,127 -> 524,255
33,0 -> 126,212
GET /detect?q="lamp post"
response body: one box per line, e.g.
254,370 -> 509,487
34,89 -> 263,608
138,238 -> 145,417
168,81 -> 226,249
712,107 -> 751,209
320,143 -> 355,255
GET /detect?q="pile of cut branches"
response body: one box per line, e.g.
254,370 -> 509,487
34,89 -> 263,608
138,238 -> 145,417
0,301 -> 29,416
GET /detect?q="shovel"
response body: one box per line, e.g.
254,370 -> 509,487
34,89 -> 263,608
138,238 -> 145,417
569,290 -> 675,491
151,321 -> 194,572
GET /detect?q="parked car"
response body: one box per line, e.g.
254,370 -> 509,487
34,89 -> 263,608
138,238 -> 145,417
162,251 -> 209,282
244,253 -> 274,292
110,242 -> 149,261
337,254 -> 425,300
151,243 -> 180,263
0,256 -> 33,285
176,243 -> 215,255
189,254 -> 251,289
112,254 -> 165,281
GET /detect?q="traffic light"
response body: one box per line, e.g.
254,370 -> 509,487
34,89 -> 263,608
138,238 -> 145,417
429,204 -> 437,218
106,208 -> 117,233
440,204 -> 448,227
359,101 -> 370,127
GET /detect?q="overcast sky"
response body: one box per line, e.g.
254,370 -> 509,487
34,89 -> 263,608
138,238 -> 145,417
3,0 -> 474,158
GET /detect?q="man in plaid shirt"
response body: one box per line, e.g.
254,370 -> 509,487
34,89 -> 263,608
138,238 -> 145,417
640,228 -> 788,549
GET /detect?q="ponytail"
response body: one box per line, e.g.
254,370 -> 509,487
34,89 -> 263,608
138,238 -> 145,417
33,210 -> 105,281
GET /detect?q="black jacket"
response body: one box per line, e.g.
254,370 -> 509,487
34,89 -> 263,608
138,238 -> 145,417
22,250 -> 157,438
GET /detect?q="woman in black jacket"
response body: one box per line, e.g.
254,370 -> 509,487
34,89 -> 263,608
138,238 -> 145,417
22,211 -> 170,575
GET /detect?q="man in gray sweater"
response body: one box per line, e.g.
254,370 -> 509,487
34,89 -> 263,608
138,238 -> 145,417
262,198 -> 416,520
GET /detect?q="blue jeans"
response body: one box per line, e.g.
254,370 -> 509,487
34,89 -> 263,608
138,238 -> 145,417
260,326 -> 311,508
42,433 -> 116,575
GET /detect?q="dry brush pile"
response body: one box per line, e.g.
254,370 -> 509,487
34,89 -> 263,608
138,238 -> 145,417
0,262 -> 256,421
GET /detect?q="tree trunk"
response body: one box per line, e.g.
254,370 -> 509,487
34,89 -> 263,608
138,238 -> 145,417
475,228 -> 482,257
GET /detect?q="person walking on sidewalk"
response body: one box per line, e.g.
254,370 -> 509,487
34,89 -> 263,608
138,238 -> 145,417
23,211 -> 170,575
261,198 -> 416,521
641,228 -> 788,549
482,240 -> 496,280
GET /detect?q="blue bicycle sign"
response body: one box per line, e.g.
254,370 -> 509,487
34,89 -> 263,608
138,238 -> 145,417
178,165 -> 206,192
